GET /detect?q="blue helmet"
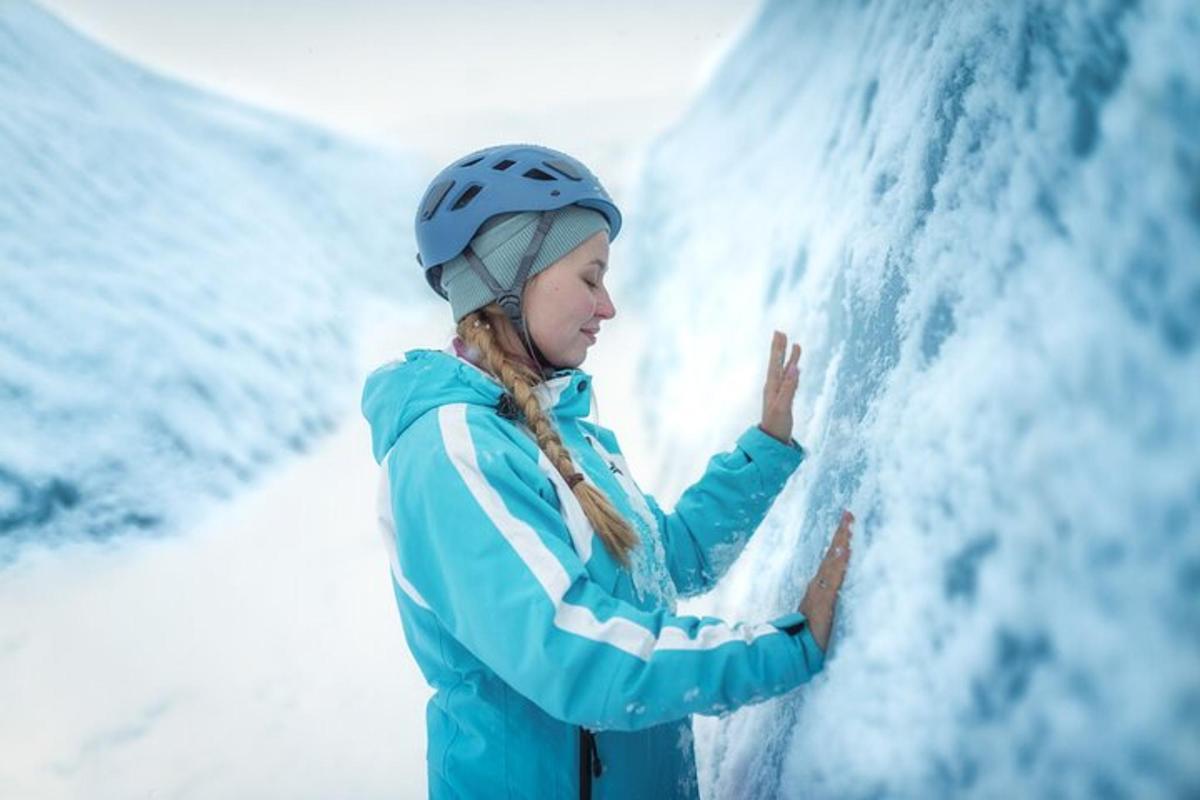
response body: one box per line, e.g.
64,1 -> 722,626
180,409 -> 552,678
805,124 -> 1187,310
414,143 -> 622,300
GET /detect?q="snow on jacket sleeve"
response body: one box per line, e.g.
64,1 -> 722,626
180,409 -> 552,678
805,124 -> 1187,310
639,424 -> 807,598
388,404 -> 824,733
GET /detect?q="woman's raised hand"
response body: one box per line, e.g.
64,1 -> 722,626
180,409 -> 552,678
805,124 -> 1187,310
798,510 -> 854,653
760,330 -> 802,445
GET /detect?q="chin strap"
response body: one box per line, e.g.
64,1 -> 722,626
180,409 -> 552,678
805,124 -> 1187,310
462,209 -> 561,379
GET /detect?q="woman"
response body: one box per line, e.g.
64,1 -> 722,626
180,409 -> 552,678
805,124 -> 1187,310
362,143 -> 853,798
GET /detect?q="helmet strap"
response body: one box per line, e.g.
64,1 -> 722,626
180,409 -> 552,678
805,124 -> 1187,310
462,209 -> 562,380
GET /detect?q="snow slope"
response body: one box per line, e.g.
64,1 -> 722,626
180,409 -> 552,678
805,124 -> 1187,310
619,1 -> 1199,797
0,4 -> 443,794
0,0 -> 431,561
0,358 -> 435,798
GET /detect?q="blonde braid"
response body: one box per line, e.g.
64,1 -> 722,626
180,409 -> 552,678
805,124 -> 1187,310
457,305 -> 640,567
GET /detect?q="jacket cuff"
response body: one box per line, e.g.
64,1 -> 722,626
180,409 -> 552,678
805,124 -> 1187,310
736,425 -> 807,474
770,610 -> 825,677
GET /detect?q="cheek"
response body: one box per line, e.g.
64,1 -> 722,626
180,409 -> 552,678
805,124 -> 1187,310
559,303 -> 590,338
548,289 -> 591,328
531,281 -> 593,342
529,291 -> 570,338
575,286 -> 599,319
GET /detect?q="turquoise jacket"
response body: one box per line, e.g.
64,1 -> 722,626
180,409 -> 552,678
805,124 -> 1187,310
361,341 -> 825,799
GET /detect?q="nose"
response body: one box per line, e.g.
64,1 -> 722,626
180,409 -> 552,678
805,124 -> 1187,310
595,285 -> 617,320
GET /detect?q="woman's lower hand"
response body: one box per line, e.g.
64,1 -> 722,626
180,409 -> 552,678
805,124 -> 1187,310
798,510 -> 854,653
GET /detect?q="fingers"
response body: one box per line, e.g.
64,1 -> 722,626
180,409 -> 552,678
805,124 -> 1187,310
766,331 -> 802,396
818,510 -> 854,589
784,342 -> 801,378
766,330 -> 785,394
824,512 -> 853,557
833,509 -> 853,550
779,344 -> 802,398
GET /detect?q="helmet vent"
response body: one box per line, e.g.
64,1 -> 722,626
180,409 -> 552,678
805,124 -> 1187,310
522,167 -> 557,181
450,183 -> 483,210
420,179 -> 454,220
457,156 -> 484,167
492,159 -> 516,171
543,159 -> 582,180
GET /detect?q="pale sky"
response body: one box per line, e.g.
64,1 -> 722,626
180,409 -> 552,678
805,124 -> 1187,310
38,0 -> 762,181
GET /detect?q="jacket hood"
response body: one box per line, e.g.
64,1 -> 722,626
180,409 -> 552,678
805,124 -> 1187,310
361,338 -> 595,463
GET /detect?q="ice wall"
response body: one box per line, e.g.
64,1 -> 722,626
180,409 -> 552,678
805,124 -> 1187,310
620,1 -> 1199,796
0,2 -> 431,560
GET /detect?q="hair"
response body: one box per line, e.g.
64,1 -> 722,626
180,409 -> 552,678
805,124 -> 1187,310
456,302 -> 640,567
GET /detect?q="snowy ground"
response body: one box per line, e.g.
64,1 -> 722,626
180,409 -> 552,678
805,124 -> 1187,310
0,309 -> 437,799
0,405 -> 430,799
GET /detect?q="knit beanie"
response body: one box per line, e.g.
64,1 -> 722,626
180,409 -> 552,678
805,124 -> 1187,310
440,205 -> 610,323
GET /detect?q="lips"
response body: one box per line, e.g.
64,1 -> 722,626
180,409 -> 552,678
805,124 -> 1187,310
581,328 -> 598,343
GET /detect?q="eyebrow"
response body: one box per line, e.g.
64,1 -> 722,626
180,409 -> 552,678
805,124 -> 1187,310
586,258 -> 608,273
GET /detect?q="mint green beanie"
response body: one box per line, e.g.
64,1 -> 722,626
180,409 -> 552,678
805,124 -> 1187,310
440,205 -> 610,323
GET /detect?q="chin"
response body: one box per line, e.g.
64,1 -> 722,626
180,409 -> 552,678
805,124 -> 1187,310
552,348 -> 587,370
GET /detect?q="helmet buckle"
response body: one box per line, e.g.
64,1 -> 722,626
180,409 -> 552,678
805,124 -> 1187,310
497,292 -> 522,317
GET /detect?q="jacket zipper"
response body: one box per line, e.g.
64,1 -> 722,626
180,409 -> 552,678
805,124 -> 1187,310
579,727 -> 603,799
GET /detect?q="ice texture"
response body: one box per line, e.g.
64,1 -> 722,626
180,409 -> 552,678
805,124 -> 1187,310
620,1 -> 1200,797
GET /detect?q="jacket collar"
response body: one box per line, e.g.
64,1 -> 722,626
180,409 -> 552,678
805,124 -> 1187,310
444,336 -> 594,421
361,335 -> 594,463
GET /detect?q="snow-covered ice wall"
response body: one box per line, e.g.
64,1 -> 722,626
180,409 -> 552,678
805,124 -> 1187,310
620,1 -> 1199,796
0,1 -> 430,560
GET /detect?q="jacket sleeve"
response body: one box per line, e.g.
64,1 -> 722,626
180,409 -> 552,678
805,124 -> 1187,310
388,404 -> 824,733
641,424 -> 806,598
